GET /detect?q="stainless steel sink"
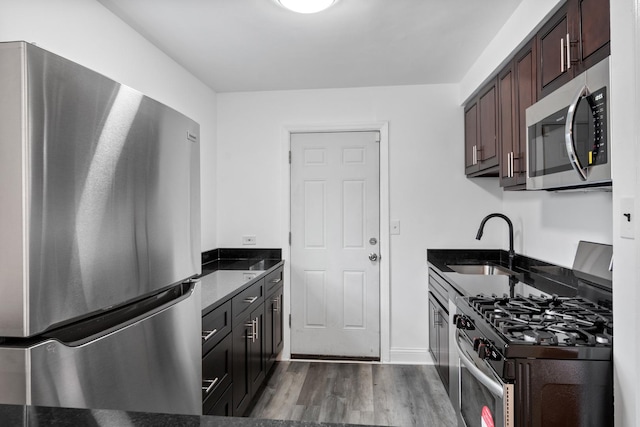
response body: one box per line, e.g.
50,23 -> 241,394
447,263 -> 515,276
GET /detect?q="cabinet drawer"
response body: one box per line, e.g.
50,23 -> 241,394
204,383 -> 232,416
428,270 -> 450,306
202,332 -> 233,410
232,279 -> 264,325
202,300 -> 231,354
265,266 -> 283,295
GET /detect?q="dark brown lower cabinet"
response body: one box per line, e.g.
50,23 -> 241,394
265,285 -> 284,374
428,292 -> 449,393
202,332 -> 233,415
232,303 -> 266,416
202,265 -> 285,417
208,384 -> 233,416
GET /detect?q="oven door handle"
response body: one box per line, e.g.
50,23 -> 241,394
564,84 -> 590,181
455,332 -> 504,398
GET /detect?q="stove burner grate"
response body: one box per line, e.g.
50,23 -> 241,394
466,293 -> 613,347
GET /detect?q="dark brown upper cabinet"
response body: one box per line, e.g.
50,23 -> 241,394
572,0 -> 610,70
499,39 -> 537,190
464,79 -> 499,177
537,0 -> 610,98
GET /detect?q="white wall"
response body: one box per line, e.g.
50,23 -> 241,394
0,0 -> 218,251
610,1 -> 640,426
216,84 -> 504,362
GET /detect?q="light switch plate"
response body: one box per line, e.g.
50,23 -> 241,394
242,235 -> 257,245
620,197 -> 635,239
390,220 -> 400,235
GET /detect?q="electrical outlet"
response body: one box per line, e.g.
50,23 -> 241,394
242,235 -> 257,245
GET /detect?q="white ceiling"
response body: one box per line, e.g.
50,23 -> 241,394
98,0 -> 523,93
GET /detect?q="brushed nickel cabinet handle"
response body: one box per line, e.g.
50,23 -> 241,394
202,377 -> 219,394
566,33 -> 571,70
561,37 -> 565,72
270,278 -> 282,285
202,328 -> 218,342
243,296 -> 258,304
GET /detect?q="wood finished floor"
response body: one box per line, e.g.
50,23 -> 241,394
249,361 -> 457,426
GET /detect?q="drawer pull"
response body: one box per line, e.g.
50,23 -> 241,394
273,298 -> 279,313
243,296 -> 258,304
202,377 -> 219,394
253,317 -> 259,341
270,278 -> 282,285
202,328 -> 218,342
245,319 -> 259,342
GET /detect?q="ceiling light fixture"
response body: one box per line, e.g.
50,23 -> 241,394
276,0 -> 337,14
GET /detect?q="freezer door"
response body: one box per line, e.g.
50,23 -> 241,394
0,42 -> 200,337
0,281 -> 202,415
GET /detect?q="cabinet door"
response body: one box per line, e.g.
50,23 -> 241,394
232,302 -> 266,417
265,285 -> 284,374
264,293 -> 275,374
464,103 -> 478,174
573,0 -> 610,71
513,40 -> 537,186
248,304 -> 266,396
202,333 -> 233,415
478,82 -> 498,169
232,314 -> 252,416
538,4 -> 572,97
273,288 -> 284,356
428,296 -> 439,366
498,63 -> 516,187
437,311 -> 449,393
207,385 -> 233,416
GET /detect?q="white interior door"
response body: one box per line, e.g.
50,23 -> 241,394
290,131 -> 380,359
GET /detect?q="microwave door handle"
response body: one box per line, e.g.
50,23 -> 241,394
564,84 -> 590,181
454,331 -> 504,398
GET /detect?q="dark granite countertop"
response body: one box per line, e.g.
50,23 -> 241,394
0,403 -> 368,427
427,249 -> 579,298
198,248 -> 284,314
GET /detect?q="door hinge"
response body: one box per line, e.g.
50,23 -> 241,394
289,151 -> 292,164
289,231 -> 291,245
289,314 -> 291,327
374,132 -> 380,143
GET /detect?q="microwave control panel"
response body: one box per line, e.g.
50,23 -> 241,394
588,86 -> 607,166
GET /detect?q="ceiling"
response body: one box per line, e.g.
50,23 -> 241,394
98,0 -> 523,93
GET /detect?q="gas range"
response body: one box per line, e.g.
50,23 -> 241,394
471,293 -> 612,345
450,242 -> 614,427
455,290 -> 613,382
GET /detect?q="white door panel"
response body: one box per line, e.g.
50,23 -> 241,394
290,131 -> 380,358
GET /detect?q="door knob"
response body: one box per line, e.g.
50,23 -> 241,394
369,253 -> 378,261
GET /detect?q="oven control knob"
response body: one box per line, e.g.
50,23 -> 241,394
453,314 -> 475,330
472,337 -> 486,351
477,341 -> 502,361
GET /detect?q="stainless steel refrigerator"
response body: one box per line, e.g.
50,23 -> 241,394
0,41 -> 202,415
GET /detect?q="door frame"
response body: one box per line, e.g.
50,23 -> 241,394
281,121 -> 390,363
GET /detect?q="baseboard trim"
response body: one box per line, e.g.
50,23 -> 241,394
389,347 -> 433,365
291,353 -> 380,362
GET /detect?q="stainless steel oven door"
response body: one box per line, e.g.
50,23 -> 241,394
455,330 -> 514,427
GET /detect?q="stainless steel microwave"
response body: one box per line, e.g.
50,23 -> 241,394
526,57 -> 611,191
